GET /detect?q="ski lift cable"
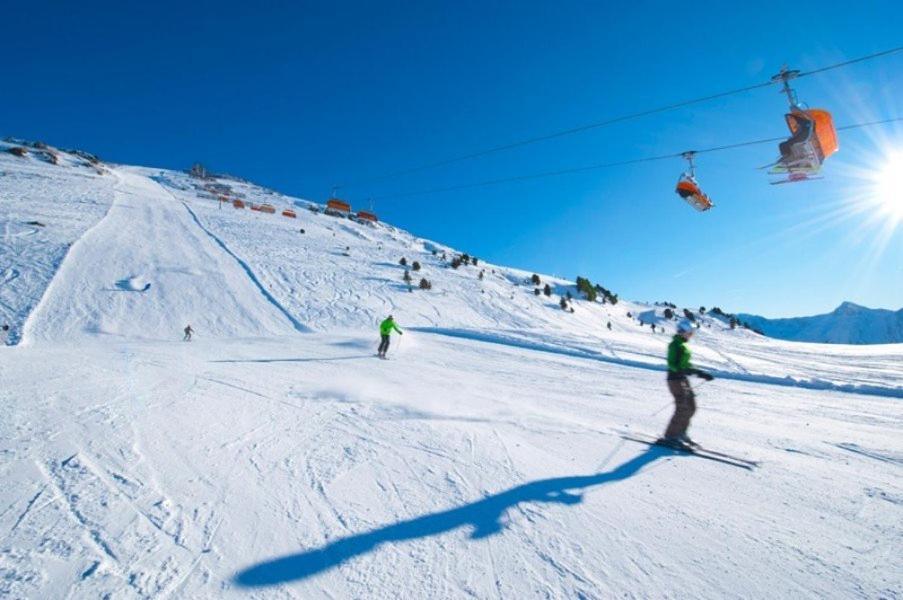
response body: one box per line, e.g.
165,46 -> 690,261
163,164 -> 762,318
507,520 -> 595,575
371,117 -> 903,200
340,46 -> 903,190
797,46 -> 903,78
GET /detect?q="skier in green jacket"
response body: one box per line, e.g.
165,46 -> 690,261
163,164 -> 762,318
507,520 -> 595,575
377,315 -> 403,358
661,319 -> 714,447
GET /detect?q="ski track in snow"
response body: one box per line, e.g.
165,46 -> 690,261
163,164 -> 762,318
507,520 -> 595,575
1,152 -> 901,598
179,200 -> 310,334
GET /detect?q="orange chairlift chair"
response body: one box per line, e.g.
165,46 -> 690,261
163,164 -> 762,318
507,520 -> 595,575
769,66 -> 838,183
675,151 -> 714,211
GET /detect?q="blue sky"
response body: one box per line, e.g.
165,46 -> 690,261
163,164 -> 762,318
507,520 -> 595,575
3,0 -> 901,317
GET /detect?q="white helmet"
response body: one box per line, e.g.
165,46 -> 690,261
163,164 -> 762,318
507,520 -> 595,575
677,319 -> 694,334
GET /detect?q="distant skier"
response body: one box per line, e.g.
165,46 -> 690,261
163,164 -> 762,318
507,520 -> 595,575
183,324 -> 194,342
660,319 -> 714,447
0,324 -> 9,344
377,315 -> 403,358
606,321 -> 612,331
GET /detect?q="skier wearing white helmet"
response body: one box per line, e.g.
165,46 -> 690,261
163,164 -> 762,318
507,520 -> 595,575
661,318 -> 714,447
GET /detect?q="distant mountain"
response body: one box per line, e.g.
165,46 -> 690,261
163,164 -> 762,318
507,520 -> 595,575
738,302 -> 903,345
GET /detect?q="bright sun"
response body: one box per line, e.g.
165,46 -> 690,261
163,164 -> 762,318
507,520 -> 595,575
873,153 -> 903,220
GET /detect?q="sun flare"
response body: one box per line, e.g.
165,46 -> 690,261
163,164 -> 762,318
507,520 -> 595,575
872,153 -> 903,220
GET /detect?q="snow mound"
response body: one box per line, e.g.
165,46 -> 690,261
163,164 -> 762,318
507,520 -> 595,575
114,275 -> 152,292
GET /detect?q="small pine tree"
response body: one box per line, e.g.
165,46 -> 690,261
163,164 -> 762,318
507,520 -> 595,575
543,283 -> 552,296
531,274 -> 541,285
664,308 -> 674,320
575,276 -> 597,302
559,297 -> 569,310
419,278 -> 432,290
412,261 -> 421,271
729,316 -> 738,330
451,257 -> 462,269
683,308 -> 696,321
472,257 -> 479,266
399,257 -> 407,266
403,270 -> 412,282
699,306 -> 706,314
478,270 -> 484,280
534,288 -> 541,296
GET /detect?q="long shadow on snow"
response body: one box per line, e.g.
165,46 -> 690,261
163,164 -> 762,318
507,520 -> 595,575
233,446 -> 667,587
211,355 -> 369,364
414,327 -> 903,399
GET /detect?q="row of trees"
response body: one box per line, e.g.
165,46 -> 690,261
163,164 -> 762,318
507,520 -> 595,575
450,253 -> 478,269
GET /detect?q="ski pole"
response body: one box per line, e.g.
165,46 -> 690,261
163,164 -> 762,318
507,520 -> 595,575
650,377 -> 709,416
650,401 -> 672,417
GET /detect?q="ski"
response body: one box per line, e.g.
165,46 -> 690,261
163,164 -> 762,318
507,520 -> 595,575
619,433 -> 759,470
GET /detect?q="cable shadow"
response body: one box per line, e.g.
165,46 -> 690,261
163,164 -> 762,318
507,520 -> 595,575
233,446 -> 668,587
211,355 -> 369,364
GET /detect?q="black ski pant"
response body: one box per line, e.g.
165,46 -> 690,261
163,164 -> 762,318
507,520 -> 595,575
378,334 -> 390,355
664,377 -> 696,438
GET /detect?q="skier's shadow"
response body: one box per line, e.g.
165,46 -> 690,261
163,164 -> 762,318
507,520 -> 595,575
233,445 -> 667,587
211,355 -> 367,364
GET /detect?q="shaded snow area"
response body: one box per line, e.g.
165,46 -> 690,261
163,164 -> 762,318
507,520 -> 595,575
1,155 -> 901,598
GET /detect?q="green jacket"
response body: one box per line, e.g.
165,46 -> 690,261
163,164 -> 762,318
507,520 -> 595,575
379,318 -> 402,336
667,335 -> 711,380
667,335 -> 691,373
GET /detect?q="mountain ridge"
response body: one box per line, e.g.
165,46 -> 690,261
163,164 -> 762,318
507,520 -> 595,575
738,302 -> 903,345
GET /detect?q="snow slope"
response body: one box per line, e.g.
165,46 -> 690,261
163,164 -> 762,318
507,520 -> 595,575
22,167 -> 305,343
3,334 -> 901,598
0,141 -> 115,345
740,302 -> 903,345
1,147 -> 901,598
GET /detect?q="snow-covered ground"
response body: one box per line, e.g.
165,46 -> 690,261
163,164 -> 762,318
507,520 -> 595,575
1,144 -> 901,598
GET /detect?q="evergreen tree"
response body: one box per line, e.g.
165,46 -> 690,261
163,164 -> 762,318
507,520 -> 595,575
575,276 -> 597,302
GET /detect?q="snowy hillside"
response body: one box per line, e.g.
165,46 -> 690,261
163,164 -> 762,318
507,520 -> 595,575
1,139 -> 901,598
740,302 -> 903,345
